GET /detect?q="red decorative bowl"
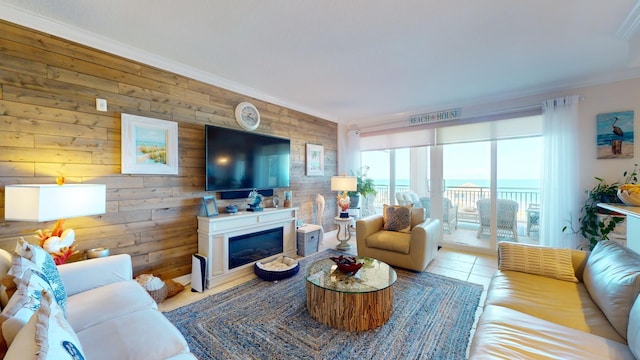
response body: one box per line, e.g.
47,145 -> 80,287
330,255 -> 363,275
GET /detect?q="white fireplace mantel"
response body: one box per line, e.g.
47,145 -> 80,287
197,207 -> 298,288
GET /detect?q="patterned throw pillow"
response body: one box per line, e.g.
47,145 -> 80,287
1,269 -> 55,346
498,241 -> 578,282
0,255 -> 39,308
383,204 -> 413,233
4,290 -> 86,360
14,239 -> 67,312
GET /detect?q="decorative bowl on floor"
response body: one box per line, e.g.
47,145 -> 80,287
617,189 -> 640,206
330,255 -> 363,275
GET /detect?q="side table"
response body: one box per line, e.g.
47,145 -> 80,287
334,216 -> 353,251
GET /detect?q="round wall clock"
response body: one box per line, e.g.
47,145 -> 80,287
235,102 -> 260,131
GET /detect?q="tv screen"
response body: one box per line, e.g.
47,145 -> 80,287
205,125 -> 290,192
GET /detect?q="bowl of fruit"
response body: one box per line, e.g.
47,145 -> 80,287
330,255 -> 363,276
617,184 -> 640,206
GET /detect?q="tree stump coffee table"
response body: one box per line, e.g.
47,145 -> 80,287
305,257 -> 397,331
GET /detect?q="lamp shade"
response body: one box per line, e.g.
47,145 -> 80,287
330,176 -> 357,192
5,184 -> 106,222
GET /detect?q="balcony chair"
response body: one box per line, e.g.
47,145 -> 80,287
360,193 -> 376,217
356,207 -> 441,272
476,198 -> 519,241
421,197 -> 458,233
395,191 -> 423,207
526,203 -> 540,236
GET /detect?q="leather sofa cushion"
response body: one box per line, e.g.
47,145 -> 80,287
498,241 -> 579,282
628,294 -> 640,359
469,305 -> 635,360
583,240 -> 640,340
365,230 -> 411,254
486,270 -> 625,343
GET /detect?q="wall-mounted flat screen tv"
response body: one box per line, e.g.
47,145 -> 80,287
205,125 -> 290,192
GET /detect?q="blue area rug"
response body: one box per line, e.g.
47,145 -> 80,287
164,250 -> 483,360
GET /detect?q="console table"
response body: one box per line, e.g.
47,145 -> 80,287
197,207 -> 298,288
597,203 -> 637,253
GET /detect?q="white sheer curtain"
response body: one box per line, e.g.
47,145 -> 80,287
540,95 -> 581,248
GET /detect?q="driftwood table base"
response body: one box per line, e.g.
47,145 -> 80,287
306,281 -> 393,331
305,257 -> 397,332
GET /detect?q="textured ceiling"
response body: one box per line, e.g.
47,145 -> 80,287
2,0 -> 640,123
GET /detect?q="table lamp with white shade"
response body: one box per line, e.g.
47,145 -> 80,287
4,183 -> 106,264
330,175 -> 357,218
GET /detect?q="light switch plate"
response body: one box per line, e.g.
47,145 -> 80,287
96,98 -> 107,112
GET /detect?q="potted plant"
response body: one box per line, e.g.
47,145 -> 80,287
577,177 -> 624,250
348,166 -> 377,209
567,164 -> 638,250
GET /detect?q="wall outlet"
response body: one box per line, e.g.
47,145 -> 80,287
96,98 -> 107,112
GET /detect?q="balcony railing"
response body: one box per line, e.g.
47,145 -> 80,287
370,185 -> 539,221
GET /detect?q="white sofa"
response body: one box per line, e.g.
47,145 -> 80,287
1,250 -> 195,359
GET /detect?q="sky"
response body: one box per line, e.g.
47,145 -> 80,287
362,137 -> 542,181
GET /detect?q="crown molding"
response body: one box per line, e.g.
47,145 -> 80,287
0,3 -> 339,123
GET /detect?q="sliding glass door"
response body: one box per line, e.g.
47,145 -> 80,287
441,141 -> 492,250
358,114 -> 542,254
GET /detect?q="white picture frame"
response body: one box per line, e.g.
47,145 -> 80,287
306,143 -> 324,176
121,114 -> 179,174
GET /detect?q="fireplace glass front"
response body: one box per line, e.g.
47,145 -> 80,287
228,227 -> 284,269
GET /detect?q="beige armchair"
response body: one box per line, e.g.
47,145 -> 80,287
356,208 -> 441,272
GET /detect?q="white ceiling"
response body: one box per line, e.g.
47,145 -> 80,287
2,0 -> 640,124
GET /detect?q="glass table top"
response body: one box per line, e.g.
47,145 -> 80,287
305,257 -> 397,293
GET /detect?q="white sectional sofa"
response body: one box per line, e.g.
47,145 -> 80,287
469,240 -> 640,359
0,245 -> 195,359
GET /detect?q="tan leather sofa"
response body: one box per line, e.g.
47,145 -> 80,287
355,208 -> 441,272
469,240 -> 640,359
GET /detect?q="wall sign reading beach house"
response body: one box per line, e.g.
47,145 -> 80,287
121,114 -> 179,174
409,108 -> 462,125
596,110 -> 634,159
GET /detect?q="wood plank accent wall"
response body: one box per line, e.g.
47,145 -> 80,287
0,20 -> 338,280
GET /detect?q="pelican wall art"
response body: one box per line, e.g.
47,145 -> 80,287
596,110 -> 634,159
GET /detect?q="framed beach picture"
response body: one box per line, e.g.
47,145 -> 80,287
121,114 -> 179,174
306,143 -> 324,176
596,110 -> 634,159
202,196 -> 218,216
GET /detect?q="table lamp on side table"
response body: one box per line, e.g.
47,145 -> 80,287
330,174 -> 357,218
5,182 -> 107,264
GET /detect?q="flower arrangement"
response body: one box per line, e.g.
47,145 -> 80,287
34,219 -> 78,265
